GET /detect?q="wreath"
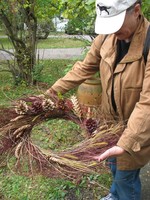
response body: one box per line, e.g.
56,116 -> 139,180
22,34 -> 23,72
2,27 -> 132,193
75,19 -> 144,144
0,94 -> 124,180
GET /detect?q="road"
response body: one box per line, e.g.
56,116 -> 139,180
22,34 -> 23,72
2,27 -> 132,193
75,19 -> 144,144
0,47 -> 89,60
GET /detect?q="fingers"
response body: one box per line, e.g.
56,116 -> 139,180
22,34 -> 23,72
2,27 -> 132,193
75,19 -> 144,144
45,88 -> 57,96
94,149 -> 111,162
93,146 -> 125,162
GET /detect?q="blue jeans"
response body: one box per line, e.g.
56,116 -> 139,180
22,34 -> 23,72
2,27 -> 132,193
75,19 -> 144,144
107,158 -> 141,200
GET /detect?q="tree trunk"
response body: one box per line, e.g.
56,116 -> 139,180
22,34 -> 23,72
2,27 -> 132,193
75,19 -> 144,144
0,0 -> 37,85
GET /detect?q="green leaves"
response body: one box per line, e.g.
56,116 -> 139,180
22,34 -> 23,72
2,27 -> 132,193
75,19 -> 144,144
142,0 -> 150,20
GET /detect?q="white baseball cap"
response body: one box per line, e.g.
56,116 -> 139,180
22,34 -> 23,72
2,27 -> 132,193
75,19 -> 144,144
95,0 -> 138,34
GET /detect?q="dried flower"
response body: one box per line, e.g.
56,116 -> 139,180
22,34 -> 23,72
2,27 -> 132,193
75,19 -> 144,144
15,141 -> 23,159
42,98 -> 55,111
15,100 -> 28,115
70,95 -> 82,118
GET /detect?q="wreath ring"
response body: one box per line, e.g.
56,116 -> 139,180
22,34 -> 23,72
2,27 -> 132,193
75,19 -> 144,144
0,94 -> 123,180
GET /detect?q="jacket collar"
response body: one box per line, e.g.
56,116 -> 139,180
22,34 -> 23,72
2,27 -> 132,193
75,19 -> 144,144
121,16 -> 146,63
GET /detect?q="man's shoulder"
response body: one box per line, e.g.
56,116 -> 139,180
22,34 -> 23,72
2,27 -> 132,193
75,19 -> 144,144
93,34 -> 115,47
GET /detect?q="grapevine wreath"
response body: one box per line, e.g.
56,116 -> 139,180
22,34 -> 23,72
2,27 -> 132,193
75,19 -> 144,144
0,94 -> 124,180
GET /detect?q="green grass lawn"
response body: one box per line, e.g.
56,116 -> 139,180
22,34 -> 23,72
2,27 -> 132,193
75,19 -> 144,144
37,37 -> 89,48
0,37 -> 13,49
0,45 -> 111,199
0,37 -> 89,49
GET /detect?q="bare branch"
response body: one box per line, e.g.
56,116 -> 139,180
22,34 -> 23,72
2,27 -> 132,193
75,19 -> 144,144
0,49 -> 14,56
0,9 -> 26,49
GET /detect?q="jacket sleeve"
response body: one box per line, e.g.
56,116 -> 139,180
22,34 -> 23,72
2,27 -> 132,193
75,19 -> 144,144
51,35 -> 105,94
117,50 -> 150,164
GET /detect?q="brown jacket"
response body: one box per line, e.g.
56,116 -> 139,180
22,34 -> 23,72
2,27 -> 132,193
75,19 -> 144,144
51,16 -> 150,170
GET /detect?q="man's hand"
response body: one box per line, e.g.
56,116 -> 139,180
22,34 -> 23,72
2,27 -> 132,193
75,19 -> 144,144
45,88 -> 58,101
93,146 -> 125,162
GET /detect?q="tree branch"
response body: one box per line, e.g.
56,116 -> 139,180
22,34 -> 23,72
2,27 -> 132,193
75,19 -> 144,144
0,9 -> 26,49
0,49 -> 14,56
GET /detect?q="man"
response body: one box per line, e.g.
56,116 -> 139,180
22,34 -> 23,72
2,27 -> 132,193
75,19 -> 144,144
46,0 -> 150,199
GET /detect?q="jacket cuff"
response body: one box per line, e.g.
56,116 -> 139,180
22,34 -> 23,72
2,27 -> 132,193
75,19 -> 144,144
117,133 -> 141,155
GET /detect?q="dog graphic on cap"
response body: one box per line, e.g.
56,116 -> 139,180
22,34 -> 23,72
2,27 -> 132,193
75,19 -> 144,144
97,3 -> 111,15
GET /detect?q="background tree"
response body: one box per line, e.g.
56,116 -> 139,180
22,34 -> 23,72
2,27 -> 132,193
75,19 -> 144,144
0,0 -> 63,85
62,0 -> 95,36
35,0 -> 60,39
0,0 -> 37,85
